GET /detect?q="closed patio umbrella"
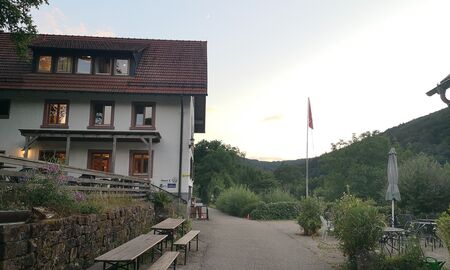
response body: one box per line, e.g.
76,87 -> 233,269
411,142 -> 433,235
386,148 -> 401,227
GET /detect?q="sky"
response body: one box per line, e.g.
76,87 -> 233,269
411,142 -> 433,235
31,0 -> 449,161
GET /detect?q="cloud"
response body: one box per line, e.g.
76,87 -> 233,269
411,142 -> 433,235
35,7 -> 115,37
263,113 -> 283,122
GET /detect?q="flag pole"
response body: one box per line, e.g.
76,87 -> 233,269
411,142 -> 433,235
305,98 -> 309,198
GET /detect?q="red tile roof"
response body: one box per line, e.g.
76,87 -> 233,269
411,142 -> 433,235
0,33 -> 207,95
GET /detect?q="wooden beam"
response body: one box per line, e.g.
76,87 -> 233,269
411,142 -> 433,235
140,137 -> 149,146
65,136 -> 71,165
111,136 -> 117,173
23,136 -> 30,158
148,137 -> 152,184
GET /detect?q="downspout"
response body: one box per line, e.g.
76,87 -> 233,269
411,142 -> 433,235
178,96 -> 184,200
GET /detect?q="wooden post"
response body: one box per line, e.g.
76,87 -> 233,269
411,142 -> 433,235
147,137 -> 152,184
111,136 -> 117,173
23,136 -> 29,158
65,136 -> 71,165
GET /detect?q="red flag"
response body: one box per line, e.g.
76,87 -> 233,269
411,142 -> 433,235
308,98 -> 314,129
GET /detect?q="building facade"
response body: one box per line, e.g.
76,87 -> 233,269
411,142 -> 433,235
0,33 -> 207,200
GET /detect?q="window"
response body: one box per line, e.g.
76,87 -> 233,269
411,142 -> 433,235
0,99 -> 10,119
76,56 -> 92,74
114,59 -> 129,75
131,102 -> 155,129
89,101 -> 114,128
38,56 -> 52,73
88,151 -> 111,172
56,57 -> 73,73
95,57 -> 112,74
39,150 -> 66,164
130,150 -> 153,177
42,100 -> 69,127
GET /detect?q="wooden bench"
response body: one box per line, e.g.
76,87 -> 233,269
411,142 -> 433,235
145,251 -> 179,270
173,230 -> 200,265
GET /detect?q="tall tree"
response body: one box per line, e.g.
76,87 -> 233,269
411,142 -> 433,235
0,0 -> 48,58
397,153 -> 450,215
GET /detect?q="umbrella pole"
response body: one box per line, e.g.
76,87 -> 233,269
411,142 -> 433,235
391,200 -> 395,228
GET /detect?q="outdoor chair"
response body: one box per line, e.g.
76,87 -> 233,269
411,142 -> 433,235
424,257 -> 445,270
320,215 -> 333,240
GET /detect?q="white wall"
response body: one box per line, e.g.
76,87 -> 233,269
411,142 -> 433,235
0,90 -> 196,197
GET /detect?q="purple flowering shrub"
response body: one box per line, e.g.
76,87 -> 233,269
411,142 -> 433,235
1,164 -> 99,215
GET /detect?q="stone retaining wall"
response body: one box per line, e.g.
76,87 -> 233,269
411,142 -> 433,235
0,204 -> 154,270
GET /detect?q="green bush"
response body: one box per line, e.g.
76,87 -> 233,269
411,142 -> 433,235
261,189 -> 297,203
297,196 -> 323,235
148,191 -> 173,208
363,237 -> 426,270
398,154 -> 450,216
250,202 -> 300,220
436,205 -> 450,255
216,186 -> 261,217
333,194 -> 384,265
1,165 -> 106,216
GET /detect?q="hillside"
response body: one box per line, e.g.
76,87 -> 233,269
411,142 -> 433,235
195,107 -> 450,214
243,107 -> 450,169
384,107 -> 450,163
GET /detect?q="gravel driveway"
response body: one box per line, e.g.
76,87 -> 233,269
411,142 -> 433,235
177,208 -> 341,270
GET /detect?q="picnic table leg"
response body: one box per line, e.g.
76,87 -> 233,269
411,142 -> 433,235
151,246 -> 155,262
196,235 -> 199,251
184,245 -> 187,265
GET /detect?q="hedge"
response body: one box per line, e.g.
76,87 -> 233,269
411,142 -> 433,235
250,202 -> 300,220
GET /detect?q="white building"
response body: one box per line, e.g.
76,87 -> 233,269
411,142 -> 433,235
0,33 -> 207,200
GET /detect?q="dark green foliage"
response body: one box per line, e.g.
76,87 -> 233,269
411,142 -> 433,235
261,189 -> 297,203
297,196 -> 323,235
397,154 -> 450,216
385,107 -> 450,164
315,133 -> 392,202
215,186 -> 261,217
25,178 -> 78,216
0,0 -> 48,58
77,203 -> 101,215
238,167 -> 280,194
436,205 -> 450,255
355,237 -> 427,270
250,202 -> 300,220
194,140 -> 279,203
198,107 -> 450,217
148,191 -> 173,208
333,195 -> 384,264
273,163 -> 304,191
0,166 -> 100,215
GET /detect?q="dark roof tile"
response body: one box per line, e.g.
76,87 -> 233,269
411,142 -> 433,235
0,33 -> 207,95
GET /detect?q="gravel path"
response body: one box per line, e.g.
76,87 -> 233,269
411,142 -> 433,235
178,208 -> 340,270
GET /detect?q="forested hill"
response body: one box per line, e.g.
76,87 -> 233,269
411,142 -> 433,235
384,107 -> 450,163
195,107 -> 450,214
243,107 -> 450,170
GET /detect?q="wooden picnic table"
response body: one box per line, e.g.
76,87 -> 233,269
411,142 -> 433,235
95,233 -> 167,270
152,218 -> 186,250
